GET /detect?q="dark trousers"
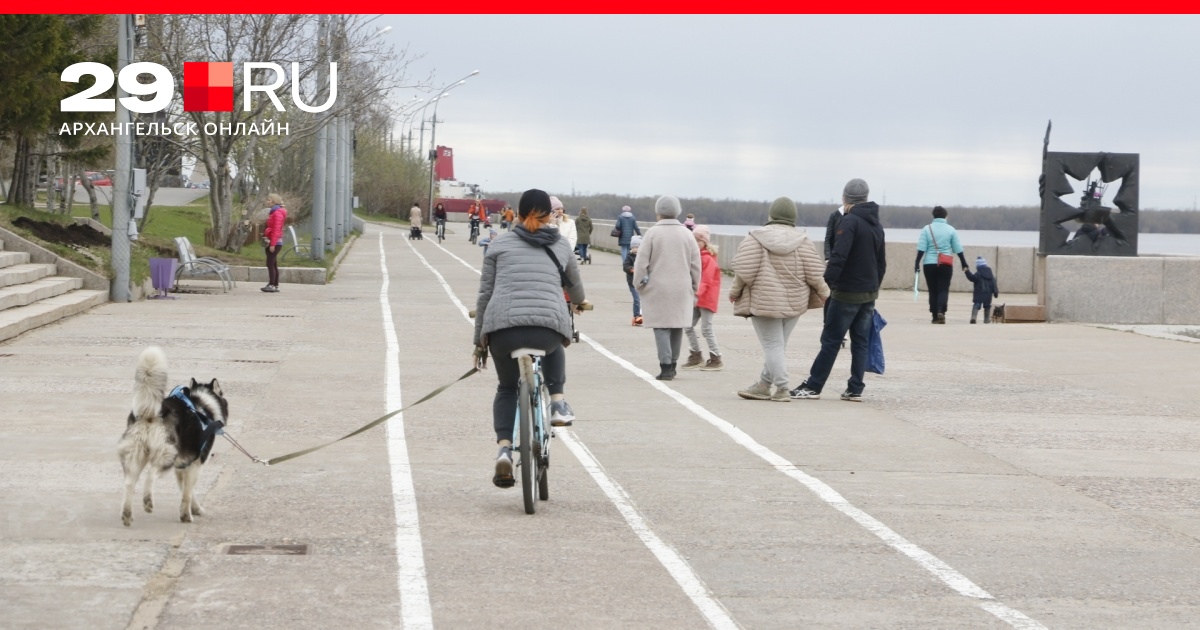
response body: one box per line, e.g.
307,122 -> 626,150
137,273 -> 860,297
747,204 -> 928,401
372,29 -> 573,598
923,263 -> 953,316
265,245 -> 280,286
804,298 -> 875,395
487,326 -> 566,443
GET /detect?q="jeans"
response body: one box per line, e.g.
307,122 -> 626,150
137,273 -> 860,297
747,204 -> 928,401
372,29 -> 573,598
264,244 -> 279,286
487,326 -> 566,442
577,243 -> 589,259
653,328 -> 683,364
686,307 -> 720,356
804,298 -> 875,395
620,245 -> 630,262
751,316 -> 799,389
627,280 -> 641,317
923,263 -> 953,316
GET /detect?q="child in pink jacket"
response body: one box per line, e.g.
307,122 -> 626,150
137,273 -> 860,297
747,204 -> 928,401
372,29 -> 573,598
683,225 -> 722,370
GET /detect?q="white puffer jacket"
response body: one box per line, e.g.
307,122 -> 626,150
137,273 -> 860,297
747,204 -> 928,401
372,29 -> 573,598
729,225 -> 829,319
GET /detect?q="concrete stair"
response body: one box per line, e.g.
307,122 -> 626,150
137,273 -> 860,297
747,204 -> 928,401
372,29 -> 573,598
0,236 -> 108,343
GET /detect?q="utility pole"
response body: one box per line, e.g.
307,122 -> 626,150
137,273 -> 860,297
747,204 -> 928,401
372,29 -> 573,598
324,16 -> 341,251
310,14 -> 328,260
111,14 -> 134,302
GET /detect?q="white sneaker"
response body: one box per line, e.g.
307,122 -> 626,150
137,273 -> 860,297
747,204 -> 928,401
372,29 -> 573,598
550,400 -> 575,426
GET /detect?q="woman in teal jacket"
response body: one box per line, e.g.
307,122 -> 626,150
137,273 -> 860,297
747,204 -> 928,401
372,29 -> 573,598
914,206 -> 969,324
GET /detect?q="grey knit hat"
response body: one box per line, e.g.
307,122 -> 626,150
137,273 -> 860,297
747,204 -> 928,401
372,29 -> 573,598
976,256 -> 988,267
655,195 -> 682,219
630,235 -> 643,248
843,178 -> 869,204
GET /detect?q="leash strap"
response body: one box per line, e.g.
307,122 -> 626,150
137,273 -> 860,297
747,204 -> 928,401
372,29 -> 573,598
259,368 -> 479,466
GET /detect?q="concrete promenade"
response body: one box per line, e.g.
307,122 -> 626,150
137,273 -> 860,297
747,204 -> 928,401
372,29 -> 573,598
2,221 -> 1199,629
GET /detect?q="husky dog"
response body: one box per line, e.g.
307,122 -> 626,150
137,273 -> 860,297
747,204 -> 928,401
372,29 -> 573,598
118,347 -> 228,527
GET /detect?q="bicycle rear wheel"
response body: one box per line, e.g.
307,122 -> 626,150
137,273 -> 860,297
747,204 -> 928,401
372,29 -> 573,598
519,379 -> 538,514
537,385 -> 550,501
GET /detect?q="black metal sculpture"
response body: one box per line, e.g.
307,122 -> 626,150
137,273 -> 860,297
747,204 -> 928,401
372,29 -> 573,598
1038,121 -> 1139,256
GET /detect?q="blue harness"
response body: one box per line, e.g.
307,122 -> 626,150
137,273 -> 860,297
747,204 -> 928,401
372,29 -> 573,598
169,386 -> 223,467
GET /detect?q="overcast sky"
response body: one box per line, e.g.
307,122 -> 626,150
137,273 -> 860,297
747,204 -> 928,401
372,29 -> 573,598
382,15 -> 1200,209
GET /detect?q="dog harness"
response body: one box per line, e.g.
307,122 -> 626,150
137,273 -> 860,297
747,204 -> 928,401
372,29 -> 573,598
169,386 -> 224,467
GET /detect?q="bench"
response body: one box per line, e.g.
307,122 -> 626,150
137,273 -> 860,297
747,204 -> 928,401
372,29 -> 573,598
174,236 -> 235,292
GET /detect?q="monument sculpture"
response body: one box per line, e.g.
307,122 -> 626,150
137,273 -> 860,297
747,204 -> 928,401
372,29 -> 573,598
1038,121 -> 1139,256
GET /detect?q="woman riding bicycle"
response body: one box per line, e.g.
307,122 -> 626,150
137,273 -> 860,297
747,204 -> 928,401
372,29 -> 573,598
473,188 -> 586,488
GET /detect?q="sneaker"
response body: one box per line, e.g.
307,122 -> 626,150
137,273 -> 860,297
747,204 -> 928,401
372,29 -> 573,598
840,390 -> 863,402
789,385 -> 821,400
550,400 -> 575,427
260,285 -> 272,292
737,381 -> 771,400
492,447 -> 514,488
771,387 -> 791,402
699,355 -> 724,371
681,351 -> 704,369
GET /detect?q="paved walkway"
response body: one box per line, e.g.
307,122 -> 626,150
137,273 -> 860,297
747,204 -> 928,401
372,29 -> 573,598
2,221 -> 1198,629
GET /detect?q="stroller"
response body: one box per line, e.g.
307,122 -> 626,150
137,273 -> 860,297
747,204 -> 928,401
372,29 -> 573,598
408,224 -> 423,240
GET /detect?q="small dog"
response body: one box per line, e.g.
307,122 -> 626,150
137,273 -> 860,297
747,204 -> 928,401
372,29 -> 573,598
992,303 -> 1006,324
118,347 -> 228,527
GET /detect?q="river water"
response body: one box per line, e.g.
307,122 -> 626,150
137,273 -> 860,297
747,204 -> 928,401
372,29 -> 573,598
706,225 -> 1200,256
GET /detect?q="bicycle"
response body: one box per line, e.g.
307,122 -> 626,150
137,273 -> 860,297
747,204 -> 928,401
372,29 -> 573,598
469,218 -> 481,244
513,348 -> 552,514
435,218 -> 446,243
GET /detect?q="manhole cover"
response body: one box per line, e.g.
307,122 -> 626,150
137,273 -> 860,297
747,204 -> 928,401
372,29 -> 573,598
226,544 -> 309,555
265,315 -> 296,318
231,359 -> 278,364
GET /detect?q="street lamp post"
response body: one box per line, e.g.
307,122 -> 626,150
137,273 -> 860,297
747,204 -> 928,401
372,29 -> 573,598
425,70 -> 479,220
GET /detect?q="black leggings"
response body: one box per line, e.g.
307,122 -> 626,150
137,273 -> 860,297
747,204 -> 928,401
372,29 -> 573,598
923,263 -> 953,315
265,244 -> 280,286
487,326 -> 566,443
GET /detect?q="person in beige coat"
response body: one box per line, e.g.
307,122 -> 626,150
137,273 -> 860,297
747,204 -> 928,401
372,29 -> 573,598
633,195 -> 701,381
729,196 -> 830,401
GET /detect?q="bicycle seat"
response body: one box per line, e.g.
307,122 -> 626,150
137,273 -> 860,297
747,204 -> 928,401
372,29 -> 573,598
510,348 -> 546,358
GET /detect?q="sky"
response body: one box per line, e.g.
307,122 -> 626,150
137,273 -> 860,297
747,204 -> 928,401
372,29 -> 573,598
381,15 -> 1200,209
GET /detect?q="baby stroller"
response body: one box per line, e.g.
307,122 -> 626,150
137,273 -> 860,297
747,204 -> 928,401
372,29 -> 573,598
408,224 -> 423,240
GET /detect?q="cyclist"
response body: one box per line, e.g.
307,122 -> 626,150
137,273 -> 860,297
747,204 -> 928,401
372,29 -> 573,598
473,188 -> 586,488
468,198 -> 486,241
433,202 -> 447,237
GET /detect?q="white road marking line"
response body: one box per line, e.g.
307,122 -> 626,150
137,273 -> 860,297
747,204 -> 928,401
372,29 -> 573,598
379,233 -> 434,630
418,238 -> 1044,629
574,335 -> 1045,629
403,237 -> 739,630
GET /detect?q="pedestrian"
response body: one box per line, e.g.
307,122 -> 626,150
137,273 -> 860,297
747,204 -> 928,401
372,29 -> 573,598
915,205 -> 969,324
576,207 -> 593,263
684,213 -> 696,231
473,188 -> 588,487
478,226 -> 499,256
615,205 -> 642,261
964,256 -> 1000,323
549,196 -> 577,252
261,193 -> 287,293
791,178 -> 886,402
729,197 -> 829,401
409,200 -> 422,225
500,204 -> 514,230
682,225 -> 724,371
633,195 -> 701,381
624,236 -> 643,326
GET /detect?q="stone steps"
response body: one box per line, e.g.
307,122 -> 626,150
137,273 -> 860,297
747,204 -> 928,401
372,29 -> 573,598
0,232 -> 109,343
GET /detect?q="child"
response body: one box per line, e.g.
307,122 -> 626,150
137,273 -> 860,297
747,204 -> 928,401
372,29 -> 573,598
682,225 -> 723,370
623,235 -> 643,326
479,227 -> 499,256
964,256 -> 1000,323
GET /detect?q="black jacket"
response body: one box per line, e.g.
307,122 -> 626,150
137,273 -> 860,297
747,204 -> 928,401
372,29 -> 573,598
824,202 -> 886,293
964,267 -> 999,303
623,250 -> 637,286
824,209 -> 842,261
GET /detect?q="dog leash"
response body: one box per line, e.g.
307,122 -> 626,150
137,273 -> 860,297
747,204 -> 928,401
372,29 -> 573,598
224,368 -> 480,466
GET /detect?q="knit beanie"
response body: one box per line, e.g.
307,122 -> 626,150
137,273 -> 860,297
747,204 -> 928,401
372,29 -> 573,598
621,205 -> 632,213
767,196 -> 797,227
693,224 -> 711,247
843,178 -> 869,204
976,256 -> 988,267
655,195 -> 682,219
549,196 -> 564,211
684,218 -> 696,230
630,235 -> 642,249
518,189 -> 551,219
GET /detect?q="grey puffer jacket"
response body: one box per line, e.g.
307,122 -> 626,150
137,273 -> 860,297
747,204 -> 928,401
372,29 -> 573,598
474,224 -> 585,346
729,224 -> 829,319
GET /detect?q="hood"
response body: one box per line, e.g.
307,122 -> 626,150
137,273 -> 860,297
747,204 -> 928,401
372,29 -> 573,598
620,211 -> 634,217
848,201 -> 880,226
749,224 -> 810,255
976,266 -> 995,280
512,223 -> 562,247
